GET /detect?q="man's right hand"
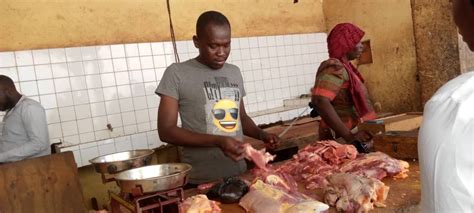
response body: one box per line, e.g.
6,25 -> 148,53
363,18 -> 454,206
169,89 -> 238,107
216,136 -> 245,161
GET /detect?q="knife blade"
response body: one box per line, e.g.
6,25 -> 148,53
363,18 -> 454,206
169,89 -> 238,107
278,107 -> 310,138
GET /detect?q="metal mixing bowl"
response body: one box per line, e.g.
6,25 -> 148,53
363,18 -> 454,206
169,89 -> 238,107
89,149 -> 154,174
114,163 -> 192,193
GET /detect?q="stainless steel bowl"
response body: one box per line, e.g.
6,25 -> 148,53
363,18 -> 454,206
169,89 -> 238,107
114,163 -> 191,193
89,150 -> 154,174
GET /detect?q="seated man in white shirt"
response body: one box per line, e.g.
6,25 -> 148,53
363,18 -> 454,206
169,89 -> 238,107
0,75 -> 50,163
418,0 -> 474,212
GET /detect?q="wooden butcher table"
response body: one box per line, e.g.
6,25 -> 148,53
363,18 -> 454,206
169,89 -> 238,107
184,160 -> 421,213
183,117 -> 421,212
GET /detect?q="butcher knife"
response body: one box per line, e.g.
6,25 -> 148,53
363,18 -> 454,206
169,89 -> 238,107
278,107 -> 310,138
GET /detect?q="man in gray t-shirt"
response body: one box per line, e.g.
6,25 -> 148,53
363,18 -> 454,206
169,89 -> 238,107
156,11 -> 279,184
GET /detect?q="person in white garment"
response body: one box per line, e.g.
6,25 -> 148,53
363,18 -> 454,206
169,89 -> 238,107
418,0 -> 474,212
0,75 -> 50,163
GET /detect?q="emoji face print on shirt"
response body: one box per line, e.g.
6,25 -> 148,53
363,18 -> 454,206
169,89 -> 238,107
204,76 -> 241,135
212,99 -> 239,133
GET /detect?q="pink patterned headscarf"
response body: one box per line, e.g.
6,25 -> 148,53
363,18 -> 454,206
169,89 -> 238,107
327,23 -> 365,59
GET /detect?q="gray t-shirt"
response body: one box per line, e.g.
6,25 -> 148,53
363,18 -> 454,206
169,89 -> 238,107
156,59 -> 247,184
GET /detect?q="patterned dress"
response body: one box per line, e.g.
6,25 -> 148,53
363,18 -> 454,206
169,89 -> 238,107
312,59 -> 375,139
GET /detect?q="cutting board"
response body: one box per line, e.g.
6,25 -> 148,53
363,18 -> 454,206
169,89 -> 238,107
373,130 -> 419,159
0,152 -> 86,213
358,112 -> 423,134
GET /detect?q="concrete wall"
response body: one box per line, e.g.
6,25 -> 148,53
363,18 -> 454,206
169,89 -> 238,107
0,0 -> 326,51
459,35 -> 474,73
411,0 -> 462,105
323,0 -> 421,113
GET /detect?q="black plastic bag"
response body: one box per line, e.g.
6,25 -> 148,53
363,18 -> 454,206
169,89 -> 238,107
206,176 -> 249,204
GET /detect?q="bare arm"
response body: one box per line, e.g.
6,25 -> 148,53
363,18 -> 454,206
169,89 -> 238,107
312,95 -> 353,142
157,95 -> 244,160
239,100 -> 279,149
312,95 -> 373,144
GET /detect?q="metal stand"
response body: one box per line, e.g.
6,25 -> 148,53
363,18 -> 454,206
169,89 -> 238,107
101,172 -> 116,183
109,187 -> 184,213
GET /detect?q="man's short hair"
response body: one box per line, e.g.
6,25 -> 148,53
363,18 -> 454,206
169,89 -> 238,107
0,75 -> 15,88
196,11 -> 231,37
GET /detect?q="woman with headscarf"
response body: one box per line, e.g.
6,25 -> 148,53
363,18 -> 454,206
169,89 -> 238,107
311,23 -> 376,150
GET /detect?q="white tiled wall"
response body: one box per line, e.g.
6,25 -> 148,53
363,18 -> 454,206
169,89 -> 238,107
0,33 -> 328,167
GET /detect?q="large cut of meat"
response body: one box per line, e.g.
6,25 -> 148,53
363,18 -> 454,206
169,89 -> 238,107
243,143 -> 275,171
251,170 -> 304,198
339,152 -> 409,180
315,140 -> 358,165
239,179 -> 329,213
241,140 -> 409,212
276,140 -> 358,189
276,141 -> 409,190
239,180 -> 298,213
324,173 -> 389,213
277,154 -> 334,190
180,194 -> 222,213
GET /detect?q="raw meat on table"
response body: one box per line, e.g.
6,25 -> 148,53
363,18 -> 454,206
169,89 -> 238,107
242,165 -> 329,212
314,140 -> 358,165
324,173 -> 389,213
239,179 -> 329,213
241,140 -> 408,212
276,141 -> 409,190
251,170 -> 302,197
340,152 -> 409,180
276,140 -> 358,189
243,143 -> 275,171
180,194 -> 222,213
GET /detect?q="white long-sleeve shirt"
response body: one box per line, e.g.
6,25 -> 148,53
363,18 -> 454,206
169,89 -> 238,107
418,71 -> 474,213
0,96 -> 50,162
